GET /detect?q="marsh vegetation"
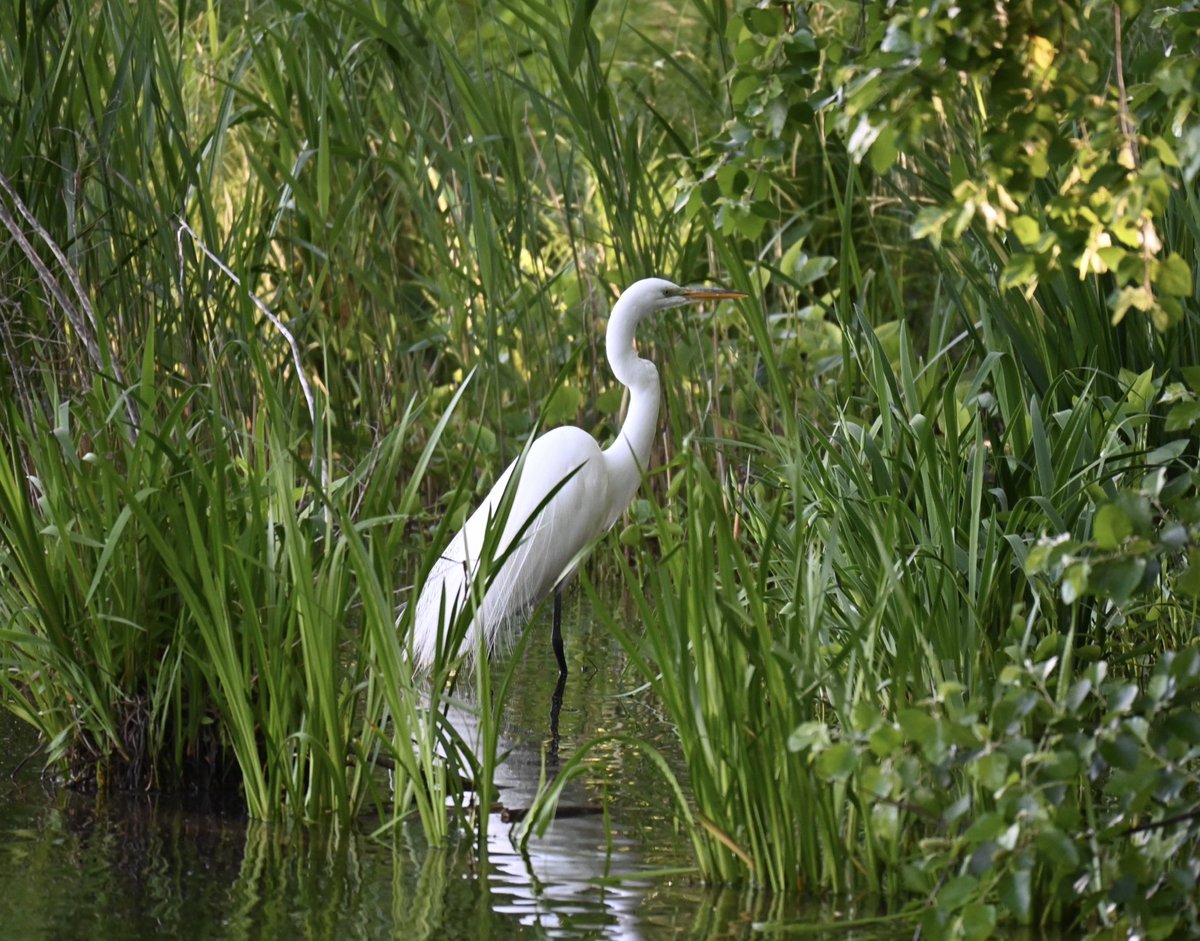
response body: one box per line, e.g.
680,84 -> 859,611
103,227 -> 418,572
1,1 -> 1198,937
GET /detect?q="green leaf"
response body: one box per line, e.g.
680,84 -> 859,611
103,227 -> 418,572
1025,534 -> 1078,575
1035,826 -> 1080,869
1089,558 -> 1146,601
897,707 -> 937,742
1121,367 -> 1157,416
82,501 -> 135,607
1169,646 -> 1200,683
1177,549 -> 1200,598
998,862 -> 1032,923
566,0 -> 597,71
815,741 -> 857,781
1000,253 -> 1038,291
541,383 -> 584,425
851,699 -> 882,732
745,6 -> 784,36
1031,636 -> 1058,665
939,873 -> 979,911
793,253 -> 837,285
1117,491 -> 1153,534
868,723 -> 904,756
1061,560 -> 1089,604
1099,732 -> 1141,770
1010,215 -> 1040,247
1156,252 -> 1194,296
1066,677 -> 1093,710
1040,749 -> 1079,780
899,708 -> 949,762
617,523 -> 641,547
913,205 -> 952,242
963,812 -> 1007,844
1180,366 -> 1200,395
1160,524 -> 1187,550
1163,710 -> 1200,745
1148,135 -> 1180,166
787,720 -> 831,753
1093,502 -> 1132,549
1111,285 -> 1155,325
961,902 -> 997,941
970,750 -> 1010,791
1106,683 -> 1139,716
317,110 -> 330,219
869,123 -> 898,174
1145,438 -> 1189,465
1166,400 -> 1200,432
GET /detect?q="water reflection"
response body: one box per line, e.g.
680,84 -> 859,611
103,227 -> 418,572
486,814 -> 651,938
430,605 -> 846,938
0,604 -> 825,940
419,602 -> 700,937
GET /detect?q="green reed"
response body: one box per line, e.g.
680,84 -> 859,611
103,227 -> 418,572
4,2 -> 1198,932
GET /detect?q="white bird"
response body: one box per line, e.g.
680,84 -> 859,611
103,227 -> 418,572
410,277 -> 746,676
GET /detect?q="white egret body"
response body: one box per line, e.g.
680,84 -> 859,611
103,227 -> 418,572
410,278 -> 745,674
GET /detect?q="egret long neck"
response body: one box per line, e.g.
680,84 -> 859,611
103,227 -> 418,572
603,307 -> 661,504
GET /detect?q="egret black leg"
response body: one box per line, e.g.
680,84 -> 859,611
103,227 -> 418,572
552,585 -> 567,677
548,670 -> 566,764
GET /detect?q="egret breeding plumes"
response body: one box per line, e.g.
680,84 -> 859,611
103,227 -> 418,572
410,277 -> 747,676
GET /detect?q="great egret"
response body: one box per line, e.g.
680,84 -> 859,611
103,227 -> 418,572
411,277 -> 746,676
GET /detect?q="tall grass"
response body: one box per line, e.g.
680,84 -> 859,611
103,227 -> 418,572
3,0 -> 1197,934
0,0 -> 731,830
556,67 -> 1200,933
558,238 -> 1198,936
0,338 -> 463,824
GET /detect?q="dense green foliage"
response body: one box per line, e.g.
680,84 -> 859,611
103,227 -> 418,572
2,0 -> 1198,937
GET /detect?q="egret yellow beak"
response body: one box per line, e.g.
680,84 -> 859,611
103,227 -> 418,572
680,286 -> 748,301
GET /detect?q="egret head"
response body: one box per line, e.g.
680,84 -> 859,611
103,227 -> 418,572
618,277 -> 748,318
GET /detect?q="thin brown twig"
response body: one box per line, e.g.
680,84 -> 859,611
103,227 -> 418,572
1111,4 -> 1140,170
174,218 -> 330,512
1123,805 -> 1200,837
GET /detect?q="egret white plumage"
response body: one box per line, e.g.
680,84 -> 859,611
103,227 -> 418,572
410,277 -> 746,676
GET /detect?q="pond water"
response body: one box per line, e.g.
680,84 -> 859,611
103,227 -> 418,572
0,603 -> 872,939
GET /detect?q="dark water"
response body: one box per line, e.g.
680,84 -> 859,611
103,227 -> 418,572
0,606 -> 860,939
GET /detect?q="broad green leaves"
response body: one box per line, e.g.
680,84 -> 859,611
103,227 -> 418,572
825,0 -> 1199,331
688,0 -> 1198,331
786,642 -> 1200,938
